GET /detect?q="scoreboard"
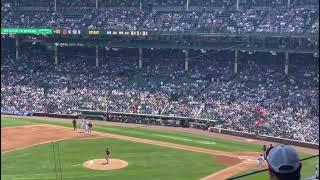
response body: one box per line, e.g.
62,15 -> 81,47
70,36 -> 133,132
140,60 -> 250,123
1,27 -> 149,37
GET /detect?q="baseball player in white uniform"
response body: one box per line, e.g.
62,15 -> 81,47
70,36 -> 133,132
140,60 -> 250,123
80,120 -> 85,133
257,154 -> 265,169
85,121 -> 89,133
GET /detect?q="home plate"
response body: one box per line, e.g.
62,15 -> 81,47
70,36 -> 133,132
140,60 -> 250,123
245,139 -> 257,142
238,156 -> 257,162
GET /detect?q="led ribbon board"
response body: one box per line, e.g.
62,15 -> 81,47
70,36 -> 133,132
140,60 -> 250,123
1,28 -> 53,35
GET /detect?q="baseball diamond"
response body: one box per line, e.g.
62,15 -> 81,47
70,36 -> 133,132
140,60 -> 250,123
1,0 -> 320,180
1,0 -> 319,179
1,116 -> 318,180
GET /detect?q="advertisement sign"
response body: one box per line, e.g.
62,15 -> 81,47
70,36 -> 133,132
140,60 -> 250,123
1,28 -> 53,35
88,30 -> 100,35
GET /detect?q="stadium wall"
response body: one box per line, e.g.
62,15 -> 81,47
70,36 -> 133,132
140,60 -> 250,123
29,112 -> 319,149
209,127 -> 319,149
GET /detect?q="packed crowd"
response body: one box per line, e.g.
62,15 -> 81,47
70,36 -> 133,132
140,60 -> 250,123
1,47 -> 319,143
142,11 -> 200,32
14,0 -> 55,8
197,9 -> 267,33
238,0 -> 287,7
90,8 -> 146,31
1,0 -> 318,33
8,0 -> 318,8
256,8 -> 318,33
190,0 -> 236,7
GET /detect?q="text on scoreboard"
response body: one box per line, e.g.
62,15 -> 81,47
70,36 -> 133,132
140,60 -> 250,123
1,28 -> 53,35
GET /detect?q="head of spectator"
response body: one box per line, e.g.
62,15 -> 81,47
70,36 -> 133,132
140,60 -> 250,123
266,144 -> 302,180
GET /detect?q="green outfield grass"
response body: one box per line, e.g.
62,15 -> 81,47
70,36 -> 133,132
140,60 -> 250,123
1,116 -> 42,127
1,116 -> 260,152
1,138 -> 226,180
1,116 -> 318,179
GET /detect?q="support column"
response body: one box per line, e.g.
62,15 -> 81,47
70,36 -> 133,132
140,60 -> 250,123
96,46 -> 99,67
15,37 -> 19,60
285,52 -> 289,75
96,0 -> 98,10
287,0 -> 290,8
54,46 -> 58,65
234,50 -> 238,74
139,48 -> 143,69
236,0 -> 239,11
54,0 -> 57,12
186,0 -> 189,11
185,50 -> 189,71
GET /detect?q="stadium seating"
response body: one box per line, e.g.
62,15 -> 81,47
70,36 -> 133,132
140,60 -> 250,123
1,0 -> 319,33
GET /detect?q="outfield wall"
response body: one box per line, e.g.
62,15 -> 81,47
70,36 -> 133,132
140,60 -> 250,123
208,127 -> 319,149
19,112 -> 320,150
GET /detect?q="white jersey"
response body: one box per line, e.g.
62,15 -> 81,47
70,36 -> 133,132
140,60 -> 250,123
81,121 -> 85,129
257,155 -> 264,164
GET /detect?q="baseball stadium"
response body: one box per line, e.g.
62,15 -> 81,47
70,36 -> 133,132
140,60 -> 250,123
1,0 -> 319,180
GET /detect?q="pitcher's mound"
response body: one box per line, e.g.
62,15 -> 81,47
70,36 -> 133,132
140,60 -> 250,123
83,159 -> 128,170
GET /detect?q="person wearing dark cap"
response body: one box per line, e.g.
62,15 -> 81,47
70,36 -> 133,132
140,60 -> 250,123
267,144 -> 302,180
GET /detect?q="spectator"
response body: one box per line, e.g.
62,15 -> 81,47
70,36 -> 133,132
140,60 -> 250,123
266,144 -> 302,180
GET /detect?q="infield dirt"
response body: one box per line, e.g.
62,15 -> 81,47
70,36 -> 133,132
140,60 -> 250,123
82,159 -> 129,170
9,115 -> 317,154
1,124 -> 107,153
2,123 -> 266,179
